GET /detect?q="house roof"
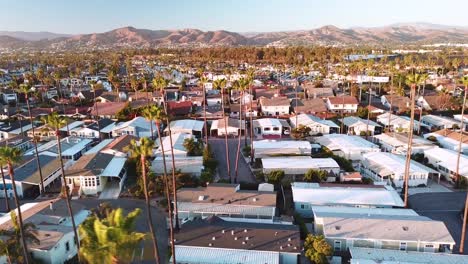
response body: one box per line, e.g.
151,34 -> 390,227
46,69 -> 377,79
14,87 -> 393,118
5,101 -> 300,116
328,96 -> 358,105
0,120 -> 33,133
65,152 -> 115,177
362,152 -> 437,177
292,98 -> 328,113
259,97 -> 290,107
253,118 -> 283,128
315,134 -> 380,151
291,182 -> 404,207
91,102 -> 127,116
350,248 -> 468,264
342,116 -> 381,128
421,115 -> 459,127
11,155 -> 61,184
175,216 -> 301,253
174,246 -> 280,264
262,156 -> 339,170
423,148 -> 468,176
431,129 -> 468,144
177,183 -> 276,207
167,101 -> 192,116
211,118 -> 245,130
165,119 -> 204,133
104,134 -> 138,153
289,114 -> 339,128
86,118 -> 115,131
323,215 -> 454,244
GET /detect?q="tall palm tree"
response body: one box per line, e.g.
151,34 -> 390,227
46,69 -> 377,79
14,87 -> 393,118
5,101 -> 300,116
0,165 -> 9,212
246,70 -> 256,163
233,78 -> 249,183
41,113 -> 80,257
108,70 -> 120,102
402,73 -> 424,207
198,75 -> 209,146
213,78 -> 230,179
89,81 -> 102,142
126,138 -> 161,264
152,75 -> 168,111
142,107 -> 156,140
16,84 -> 45,194
459,77 -> 468,253
79,207 -> 146,264
142,105 -> 176,263
0,146 -> 30,263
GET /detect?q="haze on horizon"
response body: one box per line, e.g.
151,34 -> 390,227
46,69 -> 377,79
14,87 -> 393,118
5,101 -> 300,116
0,0 -> 467,34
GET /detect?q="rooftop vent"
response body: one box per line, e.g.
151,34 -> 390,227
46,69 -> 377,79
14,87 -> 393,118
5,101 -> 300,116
234,237 -> 238,240
245,236 -> 249,241
243,229 -> 248,233
242,241 -> 246,245
221,230 -> 226,234
231,230 -> 235,235
208,243 -> 213,247
212,236 -> 216,241
335,226 -> 341,230
253,198 -> 258,202
288,237 -> 292,241
403,226 -> 409,231
198,195 -> 207,201
280,246 -> 283,250
275,232 -> 278,236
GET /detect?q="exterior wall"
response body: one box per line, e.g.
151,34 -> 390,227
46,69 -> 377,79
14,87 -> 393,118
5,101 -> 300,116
294,202 -> 313,218
360,164 -> 429,187
66,175 -> 105,195
0,180 -> 23,198
255,125 -> 283,136
326,101 -> 358,113
262,105 -> 290,116
31,232 -> 77,264
279,252 -> 299,264
326,237 -> 451,253
216,127 -> 240,136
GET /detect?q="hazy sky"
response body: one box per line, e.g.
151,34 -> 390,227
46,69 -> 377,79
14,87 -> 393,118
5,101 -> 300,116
1,0 -> 467,34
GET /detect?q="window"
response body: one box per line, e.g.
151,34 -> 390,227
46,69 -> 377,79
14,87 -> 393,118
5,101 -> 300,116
334,241 -> 341,251
273,127 -> 280,131
300,204 -> 305,209
65,241 -> 70,252
400,242 -> 407,251
424,244 -> 435,252
264,127 -> 271,131
96,177 -> 100,186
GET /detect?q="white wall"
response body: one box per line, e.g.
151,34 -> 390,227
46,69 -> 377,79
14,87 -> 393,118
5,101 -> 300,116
31,232 -> 77,264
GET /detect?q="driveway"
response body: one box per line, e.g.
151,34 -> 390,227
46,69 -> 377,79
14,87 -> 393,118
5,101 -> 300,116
409,192 -> 468,254
209,137 -> 256,183
75,198 -> 169,263
98,181 -> 121,199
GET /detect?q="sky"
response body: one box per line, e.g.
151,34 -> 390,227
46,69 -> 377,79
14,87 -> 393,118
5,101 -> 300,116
0,0 -> 467,34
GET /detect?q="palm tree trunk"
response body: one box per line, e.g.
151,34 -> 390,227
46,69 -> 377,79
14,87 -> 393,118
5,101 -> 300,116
8,163 -> 30,264
155,123 -> 176,264
234,91 -> 243,183
140,154 -> 161,264
365,88 -> 372,139
459,87 -> 468,253
203,88 -> 208,146
1,166 -> 10,211
25,94 -> 45,194
403,85 -> 417,207
249,86 -> 254,163
165,118 -> 180,231
55,131 -> 80,259
92,87 -> 101,142
221,88 -> 230,179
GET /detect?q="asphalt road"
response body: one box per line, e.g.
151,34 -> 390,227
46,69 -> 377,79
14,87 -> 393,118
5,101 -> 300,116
74,198 -> 169,263
409,192 -> 468,254
209,137 -> 256,183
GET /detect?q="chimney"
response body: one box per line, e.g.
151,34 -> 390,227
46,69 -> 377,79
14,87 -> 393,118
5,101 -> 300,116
231,230 -> 235,235
212,236 -> 216,241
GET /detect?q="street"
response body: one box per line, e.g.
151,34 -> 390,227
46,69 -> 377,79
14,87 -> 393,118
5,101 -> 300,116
409,192 -> 468,254
209,137 -> 256,183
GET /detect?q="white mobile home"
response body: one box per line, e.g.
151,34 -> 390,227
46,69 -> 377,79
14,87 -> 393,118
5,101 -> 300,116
315,134 -> 381,162
262,156 -> 340,175
253,140 -> 311,158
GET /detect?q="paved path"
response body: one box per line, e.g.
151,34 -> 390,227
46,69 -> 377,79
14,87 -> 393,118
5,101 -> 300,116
409,192 -> 468,254
408,179 -> 453,196
98,181 -> 121,199
209,137 -> 256,183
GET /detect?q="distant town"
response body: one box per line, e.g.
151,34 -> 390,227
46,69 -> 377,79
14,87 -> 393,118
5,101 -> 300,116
0,37 -> 467,264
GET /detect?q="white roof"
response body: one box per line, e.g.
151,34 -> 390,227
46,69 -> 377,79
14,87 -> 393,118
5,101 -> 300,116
156,133 -> 193,155
315,134 -> 380,151
312,206 -> 419,218
373,133 -> 434,148
253,140 -> 311,150
289,114 -> 339,128
350,248 -> 468,264
343,116 -> 381,128
424,148 -> 468,176
262,156 -> 339,170
291,182 -> 404,207
61,137 -> 93,156
113,116 -> 152,131
254,118 -> 283,127
101,157 -> 127,177
177,202 -> 275,216
165,119 -> 204,133
362,152 -> 437,176
421,114 -> 459,127
174,245 -> 279,264
377,113 -> 428,129
85,139 -> 114,154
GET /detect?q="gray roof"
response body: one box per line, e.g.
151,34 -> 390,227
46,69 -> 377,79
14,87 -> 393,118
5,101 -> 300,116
12,155 -> 60,183
350,248 -> 468,264
323,216 -> 455,244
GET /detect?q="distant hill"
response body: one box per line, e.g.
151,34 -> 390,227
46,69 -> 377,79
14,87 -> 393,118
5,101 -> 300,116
0,23 -> 467,50
0,31 -> 71,41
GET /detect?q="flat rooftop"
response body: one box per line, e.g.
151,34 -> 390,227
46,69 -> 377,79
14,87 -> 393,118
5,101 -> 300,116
350,248 -> 468,264
291,182 -> 404,207
175,216 -> 301,253
177,183 -> 276,207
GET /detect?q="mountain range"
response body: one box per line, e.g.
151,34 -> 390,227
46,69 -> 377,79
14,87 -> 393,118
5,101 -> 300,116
0,23 -> 467,50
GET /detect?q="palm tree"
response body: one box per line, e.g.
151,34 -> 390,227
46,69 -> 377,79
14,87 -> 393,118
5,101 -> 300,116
213,78 -> 230,179
142,105 -> 176,263
79,207 -> 146,264
126,138 -> 161,264
457,77 -> 468,254
246,69 -> 256,163
0,146 -> 30,263
0,164 -> 9,212
198,75 -> 209,146
402,73 -> 424,207
152,75 -> 168,111
16,84 -> 45,194
0,211 -> 39,264
142,107 -> 156,140
108,70 -> 120,102
130,76 -> 140,100
233,78 -> 249,183
41,113 -> 80,257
